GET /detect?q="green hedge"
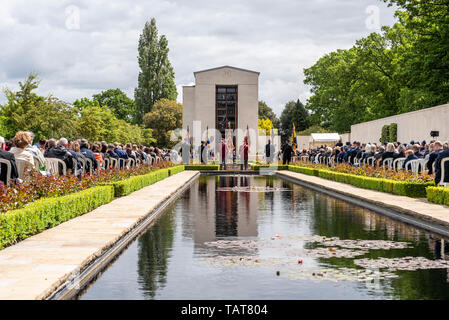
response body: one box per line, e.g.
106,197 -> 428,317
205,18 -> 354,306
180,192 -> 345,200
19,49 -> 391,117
0,186 -> 114,249
287,165 -> 433,198
168,165 -> 185,176
251,165 -> 289,171
111,169 -> 170,197
184,165 -> 220,171
426,187 -> 449,206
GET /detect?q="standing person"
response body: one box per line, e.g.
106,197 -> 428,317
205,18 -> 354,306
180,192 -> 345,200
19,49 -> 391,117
180,139 -> 190,165
265,140 -> 275,164
220,138 -> 228,170
198,141 -> 206,164
282,142 -> 293,165
243,138 -> 249,170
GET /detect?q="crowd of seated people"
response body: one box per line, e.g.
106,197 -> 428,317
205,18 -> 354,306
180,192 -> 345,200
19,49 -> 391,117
0,131 -> 173,186
295,139 -> 449,186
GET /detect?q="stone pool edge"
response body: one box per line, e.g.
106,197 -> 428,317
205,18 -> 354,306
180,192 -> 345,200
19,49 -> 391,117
277,171 -> 449,237
0,171 -> 200,300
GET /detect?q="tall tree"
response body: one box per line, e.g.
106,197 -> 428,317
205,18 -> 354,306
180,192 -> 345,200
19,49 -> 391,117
93,89 -> 137,123
135,18 -> 177,124
258,101 -> 280,128
279,100 -> 310,143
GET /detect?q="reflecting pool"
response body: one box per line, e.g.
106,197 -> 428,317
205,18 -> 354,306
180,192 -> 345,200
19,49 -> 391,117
79,175 -> 449,300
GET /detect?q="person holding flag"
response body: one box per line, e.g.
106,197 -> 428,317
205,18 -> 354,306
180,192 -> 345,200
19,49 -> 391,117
291,123 -> 298,152
180,126 -> 191,164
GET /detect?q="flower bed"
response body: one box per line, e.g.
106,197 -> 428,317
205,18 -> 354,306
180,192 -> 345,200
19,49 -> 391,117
288,165 -> 434,198
290,162 -> 434,183
0,162 -> 173,213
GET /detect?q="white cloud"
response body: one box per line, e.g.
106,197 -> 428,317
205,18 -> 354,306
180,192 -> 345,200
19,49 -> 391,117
0,0 -> 398,117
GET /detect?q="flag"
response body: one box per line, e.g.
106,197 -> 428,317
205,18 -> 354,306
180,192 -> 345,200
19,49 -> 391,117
291,123 -> 297,151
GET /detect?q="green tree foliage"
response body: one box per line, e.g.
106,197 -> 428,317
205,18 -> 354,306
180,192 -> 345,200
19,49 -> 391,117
384,0 -> 449,109
93,89 -> 137,123
143,98 -> 182,148
258,101 -> 280,128
279,100 -> 310,142
305,1 -> 449,132
0,73 -> 155,145
74,98 -> 156,145
135,18 -> 177,124
0,73 -> 77,140
297,125 -> 330,136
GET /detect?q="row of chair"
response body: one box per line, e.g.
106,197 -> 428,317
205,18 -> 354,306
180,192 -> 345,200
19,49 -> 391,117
297,154 -> 449,186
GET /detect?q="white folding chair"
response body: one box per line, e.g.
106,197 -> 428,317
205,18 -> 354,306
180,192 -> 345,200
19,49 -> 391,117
382,158 -> 394,170
45,158 -> 67,176
85,158 -> 93,175
439,158 -> 449,186
366,157 -> 375,166
0,158 -> 12,186
405,159 -> 420,174
393,158 -> 406,171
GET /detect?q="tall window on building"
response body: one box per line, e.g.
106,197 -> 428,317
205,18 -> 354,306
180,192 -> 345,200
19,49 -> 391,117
216,85 -> 238,138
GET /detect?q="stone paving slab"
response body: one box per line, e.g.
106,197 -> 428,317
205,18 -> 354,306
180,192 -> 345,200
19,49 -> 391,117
278,171 -> 449,227
0,171 -> 199,300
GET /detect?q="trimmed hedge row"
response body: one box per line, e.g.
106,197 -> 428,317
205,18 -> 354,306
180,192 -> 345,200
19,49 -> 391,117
251,165 -> 289,171
110,169 -> 170,197
287,166 -> 434,198
0,186 -> 114,249
168,165 -> 185,176
184,165 -> 220,171
426,187 -> 449,206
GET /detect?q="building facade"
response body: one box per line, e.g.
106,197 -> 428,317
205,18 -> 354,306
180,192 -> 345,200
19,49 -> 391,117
183,66 -> 259,159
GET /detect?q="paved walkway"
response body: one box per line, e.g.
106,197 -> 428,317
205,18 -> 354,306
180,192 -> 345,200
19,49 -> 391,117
0,171 -> 199,300
278,171 -> 449,228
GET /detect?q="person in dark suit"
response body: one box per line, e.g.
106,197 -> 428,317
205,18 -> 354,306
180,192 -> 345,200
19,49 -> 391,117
80,139 -> 98,172
434,148 -> 449,186
427,141 -> 443,174
265,140 -> 275,164
403,150 -> 418,170
0,137 -> 19,185
282,142 -> 293,165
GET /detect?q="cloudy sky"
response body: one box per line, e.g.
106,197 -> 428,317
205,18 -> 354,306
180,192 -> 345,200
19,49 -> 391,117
0,0 -> 398,116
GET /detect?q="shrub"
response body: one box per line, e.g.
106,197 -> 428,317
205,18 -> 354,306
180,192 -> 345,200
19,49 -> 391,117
389,123 -> 398,142
111,169 -> 169,197
252,165 -> 289,171
0,186 -> 114,249
184,165 -> 220,171
287,165 -> 432,198
426,187 -> 449,205
0,162 -> 175,213
381,125 -> 390,144
168,165 -> 185,176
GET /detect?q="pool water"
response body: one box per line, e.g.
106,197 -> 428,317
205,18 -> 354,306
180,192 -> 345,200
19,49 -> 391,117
79,175 -> 449,300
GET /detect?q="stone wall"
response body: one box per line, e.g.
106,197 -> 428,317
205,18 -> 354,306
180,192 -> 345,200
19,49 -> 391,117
350,103 -> 449,144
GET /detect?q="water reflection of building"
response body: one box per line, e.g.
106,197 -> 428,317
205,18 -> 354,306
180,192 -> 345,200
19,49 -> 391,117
189,176 -> 258,250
